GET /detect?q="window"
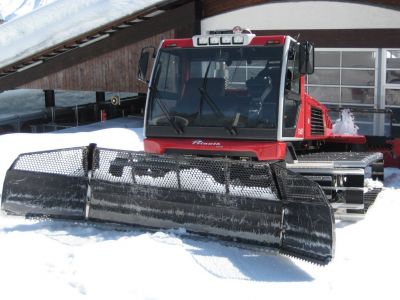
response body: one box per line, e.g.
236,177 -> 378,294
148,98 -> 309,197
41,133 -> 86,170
156,51 -> 180,94
286,44 -> 301,94
149,51 -> 181,123
306,49 -> 377,106
304,48 -> 400,137
385,50 -> 400,88
385,89 -> 400,106
305,49 -> 378,136
225,58 -> 279,89
148,46 -> 284,132
384,49 -> 400,135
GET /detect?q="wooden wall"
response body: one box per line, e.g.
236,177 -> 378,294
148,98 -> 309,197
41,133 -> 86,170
0,1 -> 200,93
7,0 -> 400,92
202,0 -> 400,48
21,30 -> 174,92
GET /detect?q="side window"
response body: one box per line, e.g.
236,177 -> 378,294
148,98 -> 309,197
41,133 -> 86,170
149,51 -> 180,124
157,52 -> 180,94
283,42 -> 301,129
286,43 -> 301,94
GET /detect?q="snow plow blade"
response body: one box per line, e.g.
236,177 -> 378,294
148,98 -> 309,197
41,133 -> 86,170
1,144 -> 335,265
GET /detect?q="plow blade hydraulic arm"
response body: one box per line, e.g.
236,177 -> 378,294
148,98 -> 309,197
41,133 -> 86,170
1,144 -> 335,265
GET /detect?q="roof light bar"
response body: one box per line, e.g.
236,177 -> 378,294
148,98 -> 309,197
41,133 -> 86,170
193,26 -> 255,47
193,33 -> 254,47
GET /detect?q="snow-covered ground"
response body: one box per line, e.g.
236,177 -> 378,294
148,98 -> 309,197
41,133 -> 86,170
0,119 -> 400,300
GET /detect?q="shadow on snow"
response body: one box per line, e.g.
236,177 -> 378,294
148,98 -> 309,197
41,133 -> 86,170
2,217 -> 313,282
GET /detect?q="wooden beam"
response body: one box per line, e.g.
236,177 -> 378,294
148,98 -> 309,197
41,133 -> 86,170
0,1 -> 196,91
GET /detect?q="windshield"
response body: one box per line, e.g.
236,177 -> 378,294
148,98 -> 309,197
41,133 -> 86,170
147,46 -> 283,132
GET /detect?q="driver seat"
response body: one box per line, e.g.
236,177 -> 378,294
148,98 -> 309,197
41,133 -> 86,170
175,78 -> 225,117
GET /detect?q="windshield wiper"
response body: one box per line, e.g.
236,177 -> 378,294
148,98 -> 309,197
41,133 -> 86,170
149,86 -> 183,135
199,61 -> 237,136
198,87 -> 237,135
148,64 -> 183,135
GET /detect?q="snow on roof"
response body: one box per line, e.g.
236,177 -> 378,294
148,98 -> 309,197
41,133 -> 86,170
0,0 -> 164,70
0,0 -> 59,23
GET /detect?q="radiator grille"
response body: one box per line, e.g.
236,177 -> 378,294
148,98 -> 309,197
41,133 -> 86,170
311,107 -> 324,135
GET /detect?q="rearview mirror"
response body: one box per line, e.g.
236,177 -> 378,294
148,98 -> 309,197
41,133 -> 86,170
299,41 -> 314,75
138,47 -> 156,83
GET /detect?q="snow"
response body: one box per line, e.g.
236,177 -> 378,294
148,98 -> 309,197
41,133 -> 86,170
110,167 -> 278,200
364,177 -> 384,190
0,119 -> 400,300
0,0 -> 59,22
0,0 -> 163,69
0,117 -> 144,194
332,108 -> 359,135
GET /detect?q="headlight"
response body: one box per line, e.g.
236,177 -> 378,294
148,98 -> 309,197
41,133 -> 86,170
220,36 -> 231,45
232,35 -> 244,44
209,36 -> 220,45
197,37 -> 208,46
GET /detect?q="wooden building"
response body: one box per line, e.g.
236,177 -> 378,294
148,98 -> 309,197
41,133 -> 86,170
0,0 -> 201,93
0,0 -> 399,135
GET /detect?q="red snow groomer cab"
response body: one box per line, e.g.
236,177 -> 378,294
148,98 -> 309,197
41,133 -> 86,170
144,30 -> 314,158
1,28 -> 384,265
141,28 -> 383,216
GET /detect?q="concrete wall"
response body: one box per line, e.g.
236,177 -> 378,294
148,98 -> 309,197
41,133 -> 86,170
202,1 -> 400,33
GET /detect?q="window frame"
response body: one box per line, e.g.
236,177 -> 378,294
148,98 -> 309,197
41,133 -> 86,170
382,48 -> 400,132
382,48 -> 400,108
278,36 -> 304,141
283,41 -> 301,132
305,48 -> 378,107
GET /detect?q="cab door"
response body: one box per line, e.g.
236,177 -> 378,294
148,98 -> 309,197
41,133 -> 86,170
281,40 -> 302,139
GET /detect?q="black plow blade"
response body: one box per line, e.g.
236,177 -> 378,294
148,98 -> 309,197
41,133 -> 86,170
1,144 -> 335,265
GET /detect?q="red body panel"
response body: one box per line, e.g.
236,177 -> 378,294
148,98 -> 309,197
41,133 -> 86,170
388,138 -> 400,157
145,138 -> 287,161
370,148 -> 400,168
160,36 -> 286,48
294,77 -> 336,141
303,93 -> 332,140
149,35 -> 369,161
293,76 -> 306,139
162,39 -> 194,48
300,92 -> 367,146
249,36 -> 285,46
383,138 -> 400,167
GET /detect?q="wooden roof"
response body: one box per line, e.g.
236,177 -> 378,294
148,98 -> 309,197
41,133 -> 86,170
0,0 -> 194,87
